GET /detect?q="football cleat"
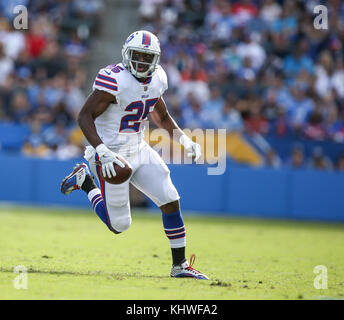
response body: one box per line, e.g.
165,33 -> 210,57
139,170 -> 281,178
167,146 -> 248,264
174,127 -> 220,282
60,163 -> 90,195
170,254 -> 209,280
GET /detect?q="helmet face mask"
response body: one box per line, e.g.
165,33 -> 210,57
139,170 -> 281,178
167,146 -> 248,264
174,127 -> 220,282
122,31 -> 161,79
126,49 -> 159,78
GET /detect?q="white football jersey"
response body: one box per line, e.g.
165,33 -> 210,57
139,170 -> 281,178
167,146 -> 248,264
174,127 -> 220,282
92,62 -> 168,153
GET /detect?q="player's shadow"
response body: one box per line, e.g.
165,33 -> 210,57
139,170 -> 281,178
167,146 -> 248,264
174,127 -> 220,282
0,266 -> 170,280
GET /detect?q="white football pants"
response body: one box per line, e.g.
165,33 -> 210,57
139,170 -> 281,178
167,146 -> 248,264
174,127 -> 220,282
88,141 -> 180,232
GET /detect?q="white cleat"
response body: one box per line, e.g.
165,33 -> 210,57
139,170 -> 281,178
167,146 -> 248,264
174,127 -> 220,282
170,254 -> 209,280
60,163 -> 90,195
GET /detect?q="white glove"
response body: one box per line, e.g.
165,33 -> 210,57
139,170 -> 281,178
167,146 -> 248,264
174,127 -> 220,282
83,145 -> 96,161
179,134 -> 201,161
95,144 -> 125,178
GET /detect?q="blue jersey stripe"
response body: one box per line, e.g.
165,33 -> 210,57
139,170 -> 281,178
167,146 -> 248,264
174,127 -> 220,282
95,80 -> 118,91
97,74 -> 117,83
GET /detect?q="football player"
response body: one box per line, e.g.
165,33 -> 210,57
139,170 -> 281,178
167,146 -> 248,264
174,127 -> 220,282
61,30 -> 208,279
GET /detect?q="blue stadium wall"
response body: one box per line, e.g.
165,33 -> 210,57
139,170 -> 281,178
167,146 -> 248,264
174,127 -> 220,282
1,153 -> 343,222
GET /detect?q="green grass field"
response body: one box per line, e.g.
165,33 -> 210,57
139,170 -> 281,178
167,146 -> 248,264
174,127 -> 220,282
0,205 -> 343,300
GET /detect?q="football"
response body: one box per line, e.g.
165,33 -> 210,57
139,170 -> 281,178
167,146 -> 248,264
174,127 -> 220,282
98,156 -> 132,184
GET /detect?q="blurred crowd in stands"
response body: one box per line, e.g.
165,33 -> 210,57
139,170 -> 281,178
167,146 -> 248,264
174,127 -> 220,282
0,0 -> 103,159
263,144 -> 343,170
139,0 -> 344,170
0,0 -> 344,171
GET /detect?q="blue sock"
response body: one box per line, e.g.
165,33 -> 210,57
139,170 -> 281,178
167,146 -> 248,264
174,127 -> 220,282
87,188 -> 111,229
162,210 -> 186,249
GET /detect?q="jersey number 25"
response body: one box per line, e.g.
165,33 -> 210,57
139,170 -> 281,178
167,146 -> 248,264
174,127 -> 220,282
119,98 -> 159,132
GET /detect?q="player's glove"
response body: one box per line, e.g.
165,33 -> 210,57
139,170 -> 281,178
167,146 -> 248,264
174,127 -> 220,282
179,134 -> 201,161
95,144 -> 125,178
83,145 -> 96,162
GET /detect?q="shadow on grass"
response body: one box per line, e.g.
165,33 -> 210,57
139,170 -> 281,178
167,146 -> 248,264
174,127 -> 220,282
1,266 -> 224,286
0,266 -> 170,280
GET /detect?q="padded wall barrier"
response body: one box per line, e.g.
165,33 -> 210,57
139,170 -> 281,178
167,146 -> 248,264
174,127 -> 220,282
1,153 -> 343,221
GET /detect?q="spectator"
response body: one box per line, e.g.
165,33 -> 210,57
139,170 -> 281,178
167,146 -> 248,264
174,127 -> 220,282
43,120 -> 69,149
22,118 -> 50,158
283,44 -> 314,79
201,85 -> 224,128
43,74 -> 67,109
64,79 -> 86,119
55,135 -> 84,160
231,0 -> 258,26
308,146 -> 333,171
236,32 -> 266,71
314,50 -> 335,98
73,0 -> 104,18
243,98 -> 269,135
0,42 -> 14,85
64,32 -> 88,58
219,93 -> 243,132
180,93 -> 206,129
336,153 -> 344,171
1,0 -> 344,168
332,58 -> 344,99
0,0 -> 96,157
138,0 -> 344,148
0,18 -> 25,60
52,101 -> 75,127
287,83 -> 314,131
25,20 -> 47,58
303,101 -> 328,140
287,144 -> 306,169
269,1 -> 298,36
35,40 -> 67,79
260,0 -> 282,24
330,112 -> 344,143
264,148 -> 282,169
179,66 -> 209,103
206,0 -> 234,41
9,91 -> 31,123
